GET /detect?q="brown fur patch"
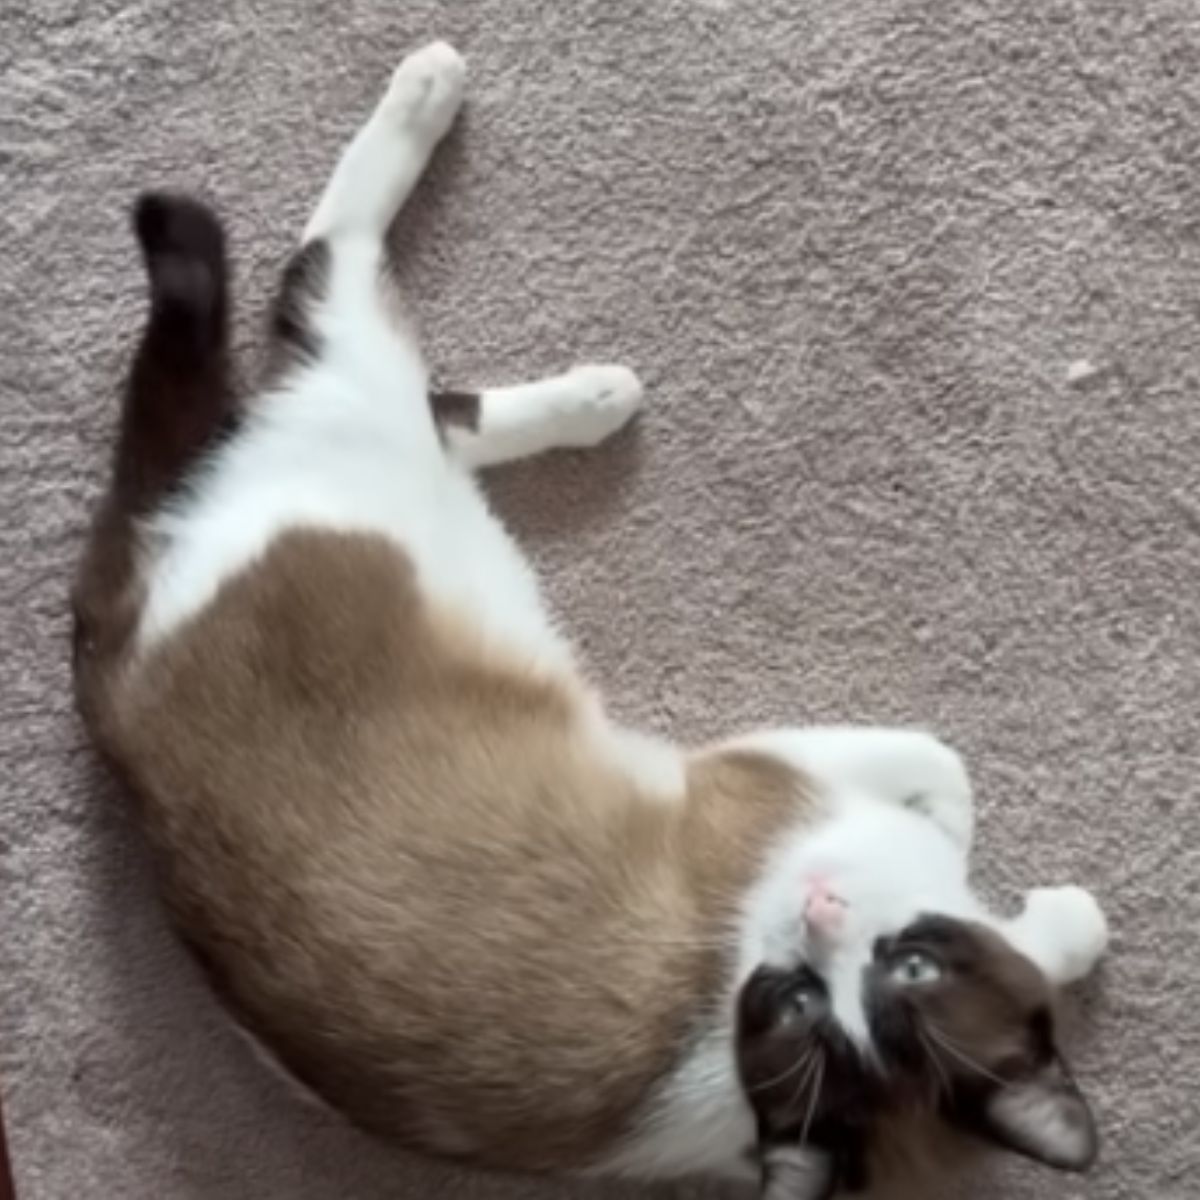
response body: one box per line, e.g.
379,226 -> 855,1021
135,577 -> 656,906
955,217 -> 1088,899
96,529 -> 813,1169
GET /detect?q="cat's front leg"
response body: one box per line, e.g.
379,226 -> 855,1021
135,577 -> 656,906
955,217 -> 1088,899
1002,885 -> 1110,986
728,727 -> 974,850
759,1145 -> 838,1200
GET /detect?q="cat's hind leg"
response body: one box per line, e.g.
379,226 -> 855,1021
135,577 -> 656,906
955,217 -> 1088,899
433,365 -> 643,469
268,42 -> 467,451
133,45 -> 470,645
303,41 -> 465,246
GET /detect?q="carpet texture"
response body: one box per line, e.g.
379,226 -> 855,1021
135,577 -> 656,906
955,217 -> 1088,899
3,1 -> 1199,1197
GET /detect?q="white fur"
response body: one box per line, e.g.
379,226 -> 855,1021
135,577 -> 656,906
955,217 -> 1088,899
731,726 -> 982,1045
447,365 -> 643,469
597,1025 -> 757,1182
741,794 -> 981,1047
134,43 -> 1108,1183
762,1144 -> 838,1200
1005,885 -> 1110,986
730,726 -> 977,849
303,41 -> 466,244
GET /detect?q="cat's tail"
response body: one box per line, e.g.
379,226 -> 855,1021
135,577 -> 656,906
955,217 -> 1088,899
117,192 -> 234,511
72,192 -> 236,723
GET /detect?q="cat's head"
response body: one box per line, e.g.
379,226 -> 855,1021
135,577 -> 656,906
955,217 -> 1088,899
735,803 -> 1099,1196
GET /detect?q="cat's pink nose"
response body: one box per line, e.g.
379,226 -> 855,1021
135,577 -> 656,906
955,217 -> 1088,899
804,880 -> 848,939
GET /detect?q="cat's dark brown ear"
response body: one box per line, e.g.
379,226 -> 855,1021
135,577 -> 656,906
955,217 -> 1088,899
952,1057 -> 1098,1172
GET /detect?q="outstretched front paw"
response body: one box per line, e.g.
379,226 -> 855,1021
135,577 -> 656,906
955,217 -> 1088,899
1023,885 -> 1109,984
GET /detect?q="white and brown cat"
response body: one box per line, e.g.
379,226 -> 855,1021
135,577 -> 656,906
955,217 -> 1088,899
73,41 -> 1109,1199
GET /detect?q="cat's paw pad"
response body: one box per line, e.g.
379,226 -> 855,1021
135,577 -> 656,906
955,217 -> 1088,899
551,365 -> 644,447
383,41 -> 466,141
1025,885 -> 1109,983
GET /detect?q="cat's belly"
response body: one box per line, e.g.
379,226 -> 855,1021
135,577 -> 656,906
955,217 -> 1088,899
225,995 -> 757,1184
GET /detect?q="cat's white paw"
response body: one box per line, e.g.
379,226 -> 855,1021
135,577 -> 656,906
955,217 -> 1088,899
890,735 -> 975,850
550,365 -> 644,447
383,41 -> 466,142
1023,885 -> 1109,984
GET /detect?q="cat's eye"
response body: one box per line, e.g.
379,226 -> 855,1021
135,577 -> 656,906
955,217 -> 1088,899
777,972 -> 826,1025
790,985 -> 819,1015
889,951 -> 943,986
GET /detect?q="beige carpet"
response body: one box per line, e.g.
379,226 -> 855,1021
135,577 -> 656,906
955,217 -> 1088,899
4,0 -> 1200,1197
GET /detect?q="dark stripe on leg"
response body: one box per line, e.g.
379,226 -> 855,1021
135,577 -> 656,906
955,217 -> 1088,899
268,239 -> 331,373
429,389 -> 481,432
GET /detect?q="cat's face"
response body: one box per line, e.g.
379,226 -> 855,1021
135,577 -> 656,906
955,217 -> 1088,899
736,804 -> 1097,1196
742,801 -> 985,1041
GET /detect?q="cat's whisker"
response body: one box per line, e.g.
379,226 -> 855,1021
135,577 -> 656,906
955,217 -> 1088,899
784,1046 -> 823,1116
926,1024 -> 1006,1087
748,1047 -> 816,1095
917,1028 -> 952,1098
797,1052 -> 825,1148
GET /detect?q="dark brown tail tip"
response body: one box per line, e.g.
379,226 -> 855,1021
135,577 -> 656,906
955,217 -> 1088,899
132,192 -> 228,349
133,191 -> 225,263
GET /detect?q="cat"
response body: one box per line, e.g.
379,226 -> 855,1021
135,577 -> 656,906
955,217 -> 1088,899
72,41 -> 1109,1198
